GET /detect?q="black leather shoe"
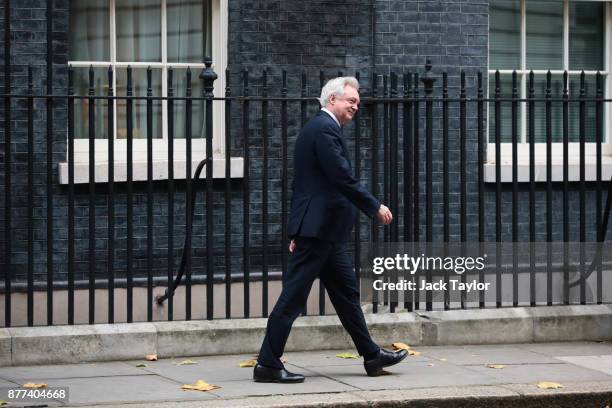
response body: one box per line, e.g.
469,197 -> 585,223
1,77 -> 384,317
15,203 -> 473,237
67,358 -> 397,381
364,348 -> 408,377
253,363 -> 305,383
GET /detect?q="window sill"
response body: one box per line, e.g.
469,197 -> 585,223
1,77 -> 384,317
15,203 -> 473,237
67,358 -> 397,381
58,157 -> 244,184
484,156 -> 612,183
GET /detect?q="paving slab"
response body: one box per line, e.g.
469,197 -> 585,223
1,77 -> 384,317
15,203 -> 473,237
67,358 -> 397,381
123,354 -> 257,383
207,374 -> 359,399
515,341 -> 612,356
467,362 -> 612,383
556,355 -> 612,376
4,341 -> 612,407
303,359 -> 501,390
281,350 -> 364,367
283,349 -> 431,367
0,361 -> 147,382
32,374 -> 218,405
416,344 -> 560,365
0,377 -> 18,387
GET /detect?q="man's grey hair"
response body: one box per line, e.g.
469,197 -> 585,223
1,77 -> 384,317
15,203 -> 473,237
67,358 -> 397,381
318,76 -> 360,107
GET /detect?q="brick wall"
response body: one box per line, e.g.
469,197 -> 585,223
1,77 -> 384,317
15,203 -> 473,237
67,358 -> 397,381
0,0 -> 603,289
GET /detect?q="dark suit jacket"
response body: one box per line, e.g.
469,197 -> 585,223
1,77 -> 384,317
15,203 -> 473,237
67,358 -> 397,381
287,110 -> 381,242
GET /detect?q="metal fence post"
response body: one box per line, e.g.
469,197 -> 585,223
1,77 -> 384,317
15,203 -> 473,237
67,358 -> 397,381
420,60 -> 436,312
200,57 -> 217,319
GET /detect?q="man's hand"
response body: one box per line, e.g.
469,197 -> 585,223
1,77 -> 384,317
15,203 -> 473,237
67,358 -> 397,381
289,239 -> 296,253
376,204 -> 393,225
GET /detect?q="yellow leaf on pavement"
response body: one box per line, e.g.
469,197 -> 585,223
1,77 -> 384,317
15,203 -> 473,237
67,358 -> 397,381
537,381 -> 564,389
22,383 -> 47,389
336,352 -> 359,359
239,359 -> 257,368
0,400 -> 7,406
487,364 -> 506,369
440,358 -> 448,361
181,379 -> 220,392
408,350 -> 421,356
176,359 -> 198,366
136,363 -> 148,368
145,354 -> 158,361
391,342 -> 411,351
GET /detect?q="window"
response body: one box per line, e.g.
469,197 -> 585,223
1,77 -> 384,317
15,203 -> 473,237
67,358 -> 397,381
487,0 -> 612,181
63,0 -> 231,183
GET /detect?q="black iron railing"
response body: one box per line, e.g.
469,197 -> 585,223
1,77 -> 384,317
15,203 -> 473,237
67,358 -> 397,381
1,55 -> 611,327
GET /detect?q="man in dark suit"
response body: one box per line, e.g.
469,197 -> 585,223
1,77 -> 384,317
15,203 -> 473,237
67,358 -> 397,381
254,77 -> 407,383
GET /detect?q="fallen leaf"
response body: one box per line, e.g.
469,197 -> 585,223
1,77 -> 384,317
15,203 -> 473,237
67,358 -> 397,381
145,354 -> 158,361
176,359 -> 198,366
136,363 -> 148,368
391,342 -> 411,351
22,383 -> 47,389
427,363 -> 434,367
181,379 -> 220,392
239,359 -> 257,368
336,352 -> 359,359
281,357 -> 288,363
537,381 -> 564,389
408,350 -> 421,356
439,358 -> 448,361
487,364 -> 506,369
0,400 -> 7,406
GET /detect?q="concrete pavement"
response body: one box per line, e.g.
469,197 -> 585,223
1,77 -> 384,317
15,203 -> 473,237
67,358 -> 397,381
2,341 -> 612,407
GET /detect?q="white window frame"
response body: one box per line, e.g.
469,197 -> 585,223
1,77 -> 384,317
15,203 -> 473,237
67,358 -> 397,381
486,0 -> 612,182
60,0 -> 241,183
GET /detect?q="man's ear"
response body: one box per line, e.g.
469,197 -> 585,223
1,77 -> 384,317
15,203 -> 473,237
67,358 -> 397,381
329,93 -> 336,105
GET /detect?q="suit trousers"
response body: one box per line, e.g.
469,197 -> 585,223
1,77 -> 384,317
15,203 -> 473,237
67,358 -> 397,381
257,237 -> 380,369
